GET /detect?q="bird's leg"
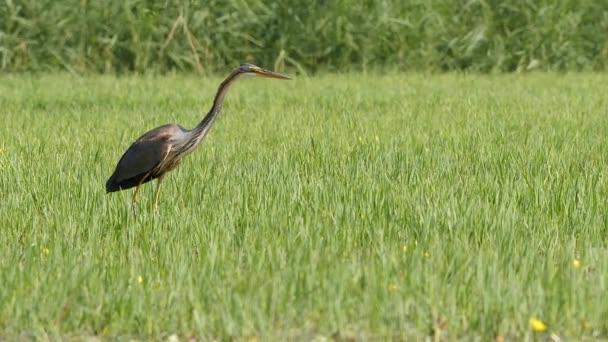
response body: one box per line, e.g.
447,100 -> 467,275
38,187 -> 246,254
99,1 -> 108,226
131,175 -> 148,217
131,184 -> 141,217
153,175 -> 165,212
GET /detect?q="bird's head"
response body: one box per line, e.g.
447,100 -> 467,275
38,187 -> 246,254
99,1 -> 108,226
238,63 -> 291,80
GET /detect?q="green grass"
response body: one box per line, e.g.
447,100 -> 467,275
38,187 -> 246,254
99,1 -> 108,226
1,72 -> 608,340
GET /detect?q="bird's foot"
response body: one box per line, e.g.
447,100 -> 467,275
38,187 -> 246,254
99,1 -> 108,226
131,202 -> 138,217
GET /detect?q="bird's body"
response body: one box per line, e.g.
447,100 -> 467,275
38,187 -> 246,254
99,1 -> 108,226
106,124 -> 185,192
105,64 -> 290,215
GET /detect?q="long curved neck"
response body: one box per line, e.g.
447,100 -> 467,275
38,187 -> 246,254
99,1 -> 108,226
187,70 -> 242,145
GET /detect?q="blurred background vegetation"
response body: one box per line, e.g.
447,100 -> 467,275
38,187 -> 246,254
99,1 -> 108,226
1,0 -> 607,74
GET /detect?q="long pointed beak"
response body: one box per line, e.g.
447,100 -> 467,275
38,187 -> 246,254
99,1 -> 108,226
253,68 -> 291,80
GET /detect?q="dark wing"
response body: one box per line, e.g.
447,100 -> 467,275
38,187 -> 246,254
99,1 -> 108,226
106,125 -> 177,192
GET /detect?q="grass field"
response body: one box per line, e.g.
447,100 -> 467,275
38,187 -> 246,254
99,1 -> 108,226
1,72 -> 608,340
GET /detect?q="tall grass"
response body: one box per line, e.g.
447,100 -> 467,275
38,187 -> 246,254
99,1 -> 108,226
1,0 -> 607,73
1,73 -> 607,339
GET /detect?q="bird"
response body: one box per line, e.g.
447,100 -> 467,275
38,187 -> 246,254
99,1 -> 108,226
106,63 -> 290,216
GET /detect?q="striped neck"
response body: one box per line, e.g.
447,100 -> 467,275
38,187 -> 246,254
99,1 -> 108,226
188,70 -> 244,143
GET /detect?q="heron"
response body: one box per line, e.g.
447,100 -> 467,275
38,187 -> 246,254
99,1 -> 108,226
106,63 -> 290,215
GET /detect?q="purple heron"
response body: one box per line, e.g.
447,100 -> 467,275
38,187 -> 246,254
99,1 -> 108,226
106,64 -> 290,215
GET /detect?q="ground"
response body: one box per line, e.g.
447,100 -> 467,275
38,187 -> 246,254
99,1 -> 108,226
0,73 -> 607,340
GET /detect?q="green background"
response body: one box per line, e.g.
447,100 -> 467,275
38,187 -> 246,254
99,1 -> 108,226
1,0 -> 607,73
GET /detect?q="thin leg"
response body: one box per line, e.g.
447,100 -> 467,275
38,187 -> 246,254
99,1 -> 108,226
131,175 -> 148,217
153,175 -> 165,212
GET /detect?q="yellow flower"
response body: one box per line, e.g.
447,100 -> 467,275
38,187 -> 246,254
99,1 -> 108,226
423,251 -> 431,257
529,318 -> 547,332
388,283 -> 399,291
402,244 -> 408,253
40,247 -> 50,256
137,275 -> 144,285
573,259 -> 581,269
358,136 -> 362,142
0,147 -> 4,153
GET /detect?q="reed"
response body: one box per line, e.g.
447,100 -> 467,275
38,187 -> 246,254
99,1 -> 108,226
1,0 -> 607,73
